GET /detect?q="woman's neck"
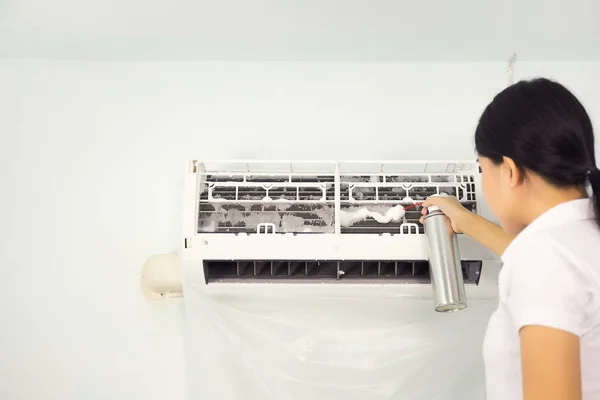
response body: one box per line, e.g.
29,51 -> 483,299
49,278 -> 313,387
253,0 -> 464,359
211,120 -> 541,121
520,184 -> 587,228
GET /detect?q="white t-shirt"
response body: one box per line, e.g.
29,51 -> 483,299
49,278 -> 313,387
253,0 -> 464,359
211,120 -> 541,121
483,198 -> 600,400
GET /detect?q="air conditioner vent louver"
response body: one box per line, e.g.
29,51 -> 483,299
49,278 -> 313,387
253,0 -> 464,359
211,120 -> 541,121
204,260 -> 483,284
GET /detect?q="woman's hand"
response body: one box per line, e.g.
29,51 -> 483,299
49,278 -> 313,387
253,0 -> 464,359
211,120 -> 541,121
419,195 -> 473,233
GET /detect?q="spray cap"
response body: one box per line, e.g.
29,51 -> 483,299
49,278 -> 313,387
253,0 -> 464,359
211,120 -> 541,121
427,193 -> 448,213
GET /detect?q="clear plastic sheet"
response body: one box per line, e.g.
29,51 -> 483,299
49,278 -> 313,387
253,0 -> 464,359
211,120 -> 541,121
181,269 -> 497,400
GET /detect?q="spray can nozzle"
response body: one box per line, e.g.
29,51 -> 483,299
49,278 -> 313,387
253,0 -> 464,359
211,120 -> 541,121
426,193 -> 448,214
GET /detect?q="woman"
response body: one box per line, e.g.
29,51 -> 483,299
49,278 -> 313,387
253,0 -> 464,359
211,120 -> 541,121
420,78 -> 600,400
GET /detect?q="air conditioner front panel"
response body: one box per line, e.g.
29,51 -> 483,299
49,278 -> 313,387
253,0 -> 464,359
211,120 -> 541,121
188,233 -> 493,261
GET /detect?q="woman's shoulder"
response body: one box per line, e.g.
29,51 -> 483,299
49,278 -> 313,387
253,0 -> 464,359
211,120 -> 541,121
499,222 -> 600,337
504,219 -> 600,268
501,221 -> 600,300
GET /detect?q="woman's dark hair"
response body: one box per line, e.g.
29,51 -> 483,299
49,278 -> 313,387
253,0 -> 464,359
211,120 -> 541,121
474,77 -> 600,225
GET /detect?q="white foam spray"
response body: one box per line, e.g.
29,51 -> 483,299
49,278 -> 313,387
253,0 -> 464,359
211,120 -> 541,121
339,205 -> 406,227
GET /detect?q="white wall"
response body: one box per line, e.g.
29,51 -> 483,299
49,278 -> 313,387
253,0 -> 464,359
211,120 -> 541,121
0,59 -> 598,400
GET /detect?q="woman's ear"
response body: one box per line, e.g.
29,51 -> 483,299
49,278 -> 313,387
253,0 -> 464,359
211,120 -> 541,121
502,156 -> 524,187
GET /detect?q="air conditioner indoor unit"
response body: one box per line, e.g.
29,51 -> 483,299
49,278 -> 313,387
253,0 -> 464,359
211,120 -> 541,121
173,159 -> 502,400
180,160 -> 500,299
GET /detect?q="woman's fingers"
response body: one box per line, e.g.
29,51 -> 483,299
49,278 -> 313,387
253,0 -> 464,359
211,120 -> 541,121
421,196 -> 440,208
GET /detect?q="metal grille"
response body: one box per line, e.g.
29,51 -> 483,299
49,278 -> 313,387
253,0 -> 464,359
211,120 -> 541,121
199,173 -> 336,233
204,260 -> 483,284
202,174 -> 335,202
339,174 -> 476,202
198,203 -> 335,233
197,166 -> 478,234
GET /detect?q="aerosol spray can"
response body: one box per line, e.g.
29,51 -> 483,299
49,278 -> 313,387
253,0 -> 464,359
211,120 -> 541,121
423,201 -> 467,312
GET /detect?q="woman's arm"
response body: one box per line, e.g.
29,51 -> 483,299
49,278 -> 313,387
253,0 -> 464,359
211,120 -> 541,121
458,212 -> 515,256
419,196 -> 515,256
520,326 -> 582,400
